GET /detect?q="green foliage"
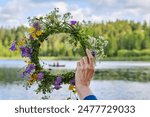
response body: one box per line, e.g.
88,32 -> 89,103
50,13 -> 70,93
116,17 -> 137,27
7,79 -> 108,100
0,26 -> 26,57
141,49 -> 150,56
87,20 -> 150,58
117,49 -> 150,57
0,18 -> 150,59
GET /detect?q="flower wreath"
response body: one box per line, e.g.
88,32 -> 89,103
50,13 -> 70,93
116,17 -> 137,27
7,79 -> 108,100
10,8 -> 108,99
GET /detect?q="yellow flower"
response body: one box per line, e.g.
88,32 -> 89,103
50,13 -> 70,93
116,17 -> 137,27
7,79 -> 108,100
27,80 -> 34,85
28,61 -> 32,64
36,30 -> 42,36
31,74 -> 38,81
17,39 -> 25,46
68,85 -> 77,94
24,61 -> 32,64
29,27 -> 35,33
31,33 -> 36,39
68,85 -> 75,91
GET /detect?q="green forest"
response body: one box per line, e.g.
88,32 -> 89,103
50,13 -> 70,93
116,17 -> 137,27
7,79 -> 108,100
1,20 -> 150,60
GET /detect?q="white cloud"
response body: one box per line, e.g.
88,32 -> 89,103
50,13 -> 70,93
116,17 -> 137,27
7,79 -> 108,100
0,0 -> 27,26
87,0 -> 150,22
0,0 -> 71,27
126,8 -> 142,17
126,0 -> 150,8
51,2 -> 68,13
0,0 -> 150,27
89,0 -> 117,6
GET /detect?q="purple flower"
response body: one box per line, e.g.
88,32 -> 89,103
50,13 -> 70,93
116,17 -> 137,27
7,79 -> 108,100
22,72 -> 26,78
38,72 -> 44,81
53,85 -> 62,90
70,78 -> 75,85
10,41 -> 16,51
33,22 -> 40,31
70,20 -> 77,25
53,76 -> 62,85
25,64 -> 35,74
53,76 -> 63,90
20,46 -> 32,58
91,50 -> 96,57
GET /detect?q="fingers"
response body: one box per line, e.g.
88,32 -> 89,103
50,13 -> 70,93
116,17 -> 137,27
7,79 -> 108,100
80,58 -> 84,67
77,49 -> 94,70
86,48 -> 94,65
76,57 -> 87,70
82,57 -> 88,65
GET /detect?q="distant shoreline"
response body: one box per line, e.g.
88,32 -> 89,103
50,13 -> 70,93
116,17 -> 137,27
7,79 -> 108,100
0,56 -> 150,61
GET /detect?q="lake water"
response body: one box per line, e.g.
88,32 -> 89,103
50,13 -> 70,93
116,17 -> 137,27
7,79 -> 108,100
0,80 -> 150,100
1,60 -> 150,69
0,60 -> 150,100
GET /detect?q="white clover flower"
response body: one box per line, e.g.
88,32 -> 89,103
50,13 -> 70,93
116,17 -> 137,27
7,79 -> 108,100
99,36 -> 104,40
24,32 -> 30,39
104,40 -> 108,46
88,36 -> 97,46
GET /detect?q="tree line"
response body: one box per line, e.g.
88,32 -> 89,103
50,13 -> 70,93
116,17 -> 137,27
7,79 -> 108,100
0,20 -> 150,59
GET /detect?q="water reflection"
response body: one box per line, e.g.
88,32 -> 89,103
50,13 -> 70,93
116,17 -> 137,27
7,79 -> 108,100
0,80 -> 150,100
0,60 -> 150,100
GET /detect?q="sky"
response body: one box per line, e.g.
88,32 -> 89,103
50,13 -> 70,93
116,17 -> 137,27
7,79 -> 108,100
0,0 -> 150,27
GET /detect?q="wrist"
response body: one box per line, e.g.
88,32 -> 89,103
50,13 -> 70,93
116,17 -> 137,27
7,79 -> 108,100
75,85 -> 93,99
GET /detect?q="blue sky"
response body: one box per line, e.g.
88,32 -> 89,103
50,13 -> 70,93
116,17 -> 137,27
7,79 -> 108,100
0,0 -> 150,27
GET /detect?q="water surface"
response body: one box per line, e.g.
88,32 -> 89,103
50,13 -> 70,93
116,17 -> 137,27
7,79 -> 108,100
0,60 -> 150,100
0,80 -> 150,100
1,60 -> 150,69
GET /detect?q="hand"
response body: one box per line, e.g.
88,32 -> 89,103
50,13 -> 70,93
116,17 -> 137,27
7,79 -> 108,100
75,48 -> 95,99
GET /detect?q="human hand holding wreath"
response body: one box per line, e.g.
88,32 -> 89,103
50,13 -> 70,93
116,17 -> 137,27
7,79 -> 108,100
75,48 -> 95,99
10,8 -> 108,99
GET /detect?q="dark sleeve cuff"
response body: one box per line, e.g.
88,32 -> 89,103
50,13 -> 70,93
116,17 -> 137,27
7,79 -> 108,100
83,95 -> 97,100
